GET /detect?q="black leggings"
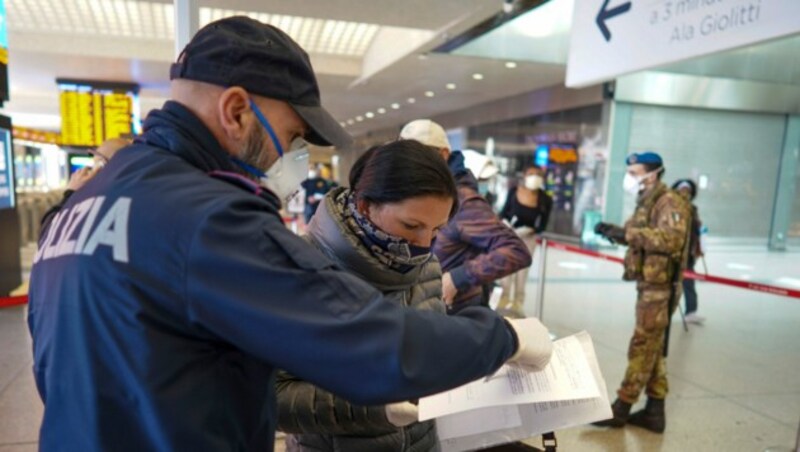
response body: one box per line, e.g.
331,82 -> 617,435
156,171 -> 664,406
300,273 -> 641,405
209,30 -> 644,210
683,261 -> 698,314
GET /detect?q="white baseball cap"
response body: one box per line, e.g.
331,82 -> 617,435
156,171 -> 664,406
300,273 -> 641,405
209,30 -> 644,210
461,149 -> 499,180
399,119 -> 452,150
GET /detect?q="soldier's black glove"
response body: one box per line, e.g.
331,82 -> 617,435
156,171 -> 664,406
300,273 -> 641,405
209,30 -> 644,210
594,222 -> 626,243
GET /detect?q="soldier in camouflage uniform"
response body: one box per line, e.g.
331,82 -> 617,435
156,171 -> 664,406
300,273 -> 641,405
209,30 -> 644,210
592,152 -> 692,434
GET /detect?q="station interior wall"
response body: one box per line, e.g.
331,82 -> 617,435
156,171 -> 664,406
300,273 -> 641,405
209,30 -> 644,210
624,104 -> 787,239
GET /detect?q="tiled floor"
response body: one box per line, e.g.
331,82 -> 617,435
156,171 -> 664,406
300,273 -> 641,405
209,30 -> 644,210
522,245 -> 800,451
1,245 -> 798,451
0,306 -> 40,452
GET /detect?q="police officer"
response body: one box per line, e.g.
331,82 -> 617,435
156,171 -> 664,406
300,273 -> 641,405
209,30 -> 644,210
28,17 -> 554,451
592,152 -> 691,433
300,164 -> 337,223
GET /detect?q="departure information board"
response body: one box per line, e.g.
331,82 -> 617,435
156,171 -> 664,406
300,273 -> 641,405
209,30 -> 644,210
57,79 -> 141,148
0,0 -> 10,102
0,115 -> 14,210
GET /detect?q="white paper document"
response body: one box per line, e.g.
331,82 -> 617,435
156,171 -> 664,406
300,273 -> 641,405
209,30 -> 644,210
487,286 -> 503,310
435,405 -> 522,441
425,331 -> 613,452
419,333 -> 600,421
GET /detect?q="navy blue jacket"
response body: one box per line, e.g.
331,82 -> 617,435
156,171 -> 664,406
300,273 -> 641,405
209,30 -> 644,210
27,101 -> 517,452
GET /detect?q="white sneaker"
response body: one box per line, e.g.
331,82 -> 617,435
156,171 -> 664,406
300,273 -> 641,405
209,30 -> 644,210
685,313 -> 706,324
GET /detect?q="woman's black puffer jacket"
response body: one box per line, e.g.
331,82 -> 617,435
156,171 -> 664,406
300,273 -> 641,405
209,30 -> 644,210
276,188 -> 445,452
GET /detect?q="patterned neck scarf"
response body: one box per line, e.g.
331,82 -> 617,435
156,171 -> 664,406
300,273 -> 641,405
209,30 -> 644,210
336,190 -> 432,274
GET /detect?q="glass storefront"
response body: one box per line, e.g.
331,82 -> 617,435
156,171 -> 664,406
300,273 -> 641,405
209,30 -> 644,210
789,150 -> 800,242
624,104 -> 787,239
14,141 -> 68,191
465,105 -> 605,237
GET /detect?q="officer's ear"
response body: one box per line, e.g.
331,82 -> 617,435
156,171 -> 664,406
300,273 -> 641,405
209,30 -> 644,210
217,87 -> 253,143
652,166 -> 665,182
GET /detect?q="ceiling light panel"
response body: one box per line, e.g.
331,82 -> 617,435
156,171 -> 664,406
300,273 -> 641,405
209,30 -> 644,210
8,1 -> 381,57
199,9 -> 379,57
7,0 -> 175,40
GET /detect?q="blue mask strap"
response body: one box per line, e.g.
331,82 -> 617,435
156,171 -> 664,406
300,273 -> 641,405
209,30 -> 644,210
230,157 -> 267,179
249,98 -> 285,158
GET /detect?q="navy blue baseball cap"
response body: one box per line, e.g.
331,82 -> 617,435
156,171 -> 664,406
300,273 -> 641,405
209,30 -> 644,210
170,16 -> 352,149
626,151 -> 663,166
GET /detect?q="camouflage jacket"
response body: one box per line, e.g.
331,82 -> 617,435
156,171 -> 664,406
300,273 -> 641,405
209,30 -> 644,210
620,182 -> 692,286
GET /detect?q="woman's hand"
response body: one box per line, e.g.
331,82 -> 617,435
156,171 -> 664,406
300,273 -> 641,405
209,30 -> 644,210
66,167 -> 99,191
442,272 -> 458,306
385,402 -> 418,427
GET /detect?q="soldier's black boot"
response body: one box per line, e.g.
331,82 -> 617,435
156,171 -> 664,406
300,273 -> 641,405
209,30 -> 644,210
591,399 -> 632,428
628,397 -> 666,433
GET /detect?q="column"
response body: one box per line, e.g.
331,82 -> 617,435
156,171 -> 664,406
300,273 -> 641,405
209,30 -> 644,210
602,101 -> 633,225
174,0 -> 200,58
768,115 -> 800,250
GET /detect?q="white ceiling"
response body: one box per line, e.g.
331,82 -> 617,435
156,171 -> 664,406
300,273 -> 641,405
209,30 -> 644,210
5,0 -> 798,142
337,52 -> 567,137
9,0 -> 383,57
453,0 -> 573,65
1,0 -> 572,140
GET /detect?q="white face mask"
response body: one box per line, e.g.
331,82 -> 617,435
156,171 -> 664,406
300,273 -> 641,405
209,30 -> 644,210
623,173 -> 642,195
623,167 -> 662,195
263,140 -> 310,202
524,175 -> 544,191
246,98 -> 311,202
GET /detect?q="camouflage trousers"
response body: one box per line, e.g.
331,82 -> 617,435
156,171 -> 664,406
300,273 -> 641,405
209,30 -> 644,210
618,284 -> 681,403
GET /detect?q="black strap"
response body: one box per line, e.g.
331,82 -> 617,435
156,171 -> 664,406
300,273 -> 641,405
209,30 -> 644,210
663,281 -> 677,357
542,432 -> 557,452
478,433 -> 557,451
664,199 -> 693,357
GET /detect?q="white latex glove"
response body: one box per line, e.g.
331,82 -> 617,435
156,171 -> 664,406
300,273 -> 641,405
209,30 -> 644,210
385,401 -> 418,428
505,317 -> 554,371
514,226 -> 535,235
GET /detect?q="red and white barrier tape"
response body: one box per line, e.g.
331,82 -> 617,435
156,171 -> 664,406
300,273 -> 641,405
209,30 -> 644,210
683,270 -> 800,299
0,295 -> 28,308
540,239 -> 800,300
546,240 -> 625,265
3,240 -> 797,308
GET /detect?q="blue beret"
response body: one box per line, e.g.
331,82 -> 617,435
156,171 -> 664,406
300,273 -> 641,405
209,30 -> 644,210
626,152 -> 662,166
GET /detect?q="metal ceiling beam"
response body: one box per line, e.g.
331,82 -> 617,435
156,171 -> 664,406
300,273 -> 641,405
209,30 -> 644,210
174,0 -> 200,58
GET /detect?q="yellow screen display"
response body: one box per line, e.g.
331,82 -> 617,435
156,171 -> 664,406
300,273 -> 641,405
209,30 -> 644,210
59,81 -> 139,148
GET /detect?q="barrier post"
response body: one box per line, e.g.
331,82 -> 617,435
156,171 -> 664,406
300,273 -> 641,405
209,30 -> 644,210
533,238 -> 548,320
763,415 -> 800,452
795,416 -> 799,452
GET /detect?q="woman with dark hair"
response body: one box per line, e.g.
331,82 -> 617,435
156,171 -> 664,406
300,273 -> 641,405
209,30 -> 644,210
672,178 -> 705,324
40,138 -> 132,233
276,139 -> 459,452
497,165 -> 553,318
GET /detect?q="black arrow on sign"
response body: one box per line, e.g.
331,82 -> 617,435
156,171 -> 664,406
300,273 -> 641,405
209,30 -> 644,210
596,0 -> 632,42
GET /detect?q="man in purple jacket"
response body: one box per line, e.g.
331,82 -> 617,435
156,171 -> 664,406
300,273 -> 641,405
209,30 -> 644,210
401,120 -> 532,313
